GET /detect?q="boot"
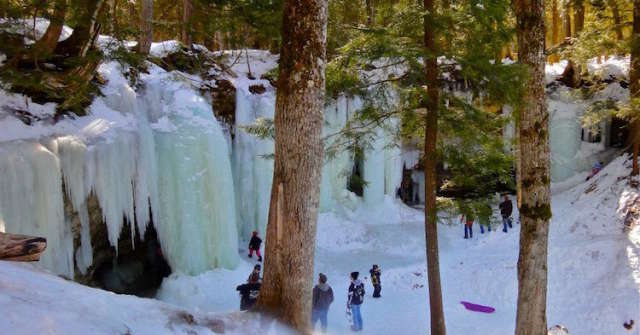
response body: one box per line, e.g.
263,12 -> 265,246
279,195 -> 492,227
258,256 -> 262,262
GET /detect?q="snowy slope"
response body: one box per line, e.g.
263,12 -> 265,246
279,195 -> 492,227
0,261 -> 294,335
156,155 -> 639,335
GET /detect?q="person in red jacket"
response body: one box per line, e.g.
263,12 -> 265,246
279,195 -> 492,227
461,214 -> 474,239
248,231 -> 262,262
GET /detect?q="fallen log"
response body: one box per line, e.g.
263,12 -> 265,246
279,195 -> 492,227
0,232 -> 47,262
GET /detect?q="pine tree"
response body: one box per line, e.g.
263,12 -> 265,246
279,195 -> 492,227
512,1 -> 552,334
181,0 -> 193,48
422,0 -> 445,333
32,0 -> 67,58
257,0 -> 328,333
137,0 -> 153,55
631,0 -> 640,176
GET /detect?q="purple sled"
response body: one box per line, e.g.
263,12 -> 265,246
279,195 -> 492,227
460,301 -> 495,313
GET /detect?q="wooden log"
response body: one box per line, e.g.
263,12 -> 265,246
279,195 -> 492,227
0,232 -> 47,262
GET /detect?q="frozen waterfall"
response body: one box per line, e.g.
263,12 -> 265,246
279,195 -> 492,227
0,62 -> 239,277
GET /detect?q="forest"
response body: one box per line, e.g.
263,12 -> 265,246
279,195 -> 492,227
0,0 -> 638,334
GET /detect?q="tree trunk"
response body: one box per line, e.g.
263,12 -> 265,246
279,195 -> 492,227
137,0 -> 153,55
0,232 -> 47,262
574,0 -> 584,35
562,0 -> 571,40
366,0 -> 375,27
256,0 -> 328,333
33,0 -> 67,58
513,1 -> 552,335
181,0 -> 192,48
55,0 -> 105,57
631,0 -> 640,176
423,0 -> 446,334
608,0 -> 624,41
549,0 -> 560,62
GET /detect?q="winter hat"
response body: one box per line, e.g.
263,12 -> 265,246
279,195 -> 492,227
252,231 -> 258,236
350,272 -> 359,280
373,264 -> 379,269
254,264 -> 261,270
319,273 -> 327,283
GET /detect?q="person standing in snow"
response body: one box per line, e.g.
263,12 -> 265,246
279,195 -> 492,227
347,271 -> 365,332
312,273 -> 334,332
499,194 -> 513,233
461,214 -> 474,239
237,264 -> 262,311
248,231 -> 262,262
369,265 -> 381,298
248,264 -> 262,284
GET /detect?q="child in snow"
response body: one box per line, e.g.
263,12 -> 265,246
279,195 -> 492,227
237,264 -> 262,311
369,265 -> 381,298
248,231 -> 262,262
347,272 -> 365,332
312,273 -> 334,332
499,194 -> 513,233
586,161 -> 603,181
461,214 -> 474,239
248,264 -> 262,284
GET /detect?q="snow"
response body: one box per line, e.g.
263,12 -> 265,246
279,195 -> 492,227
545,57 -> 630,182
155,155 -> 639,335
0,61 -> 240,277
0,262 -> 294,335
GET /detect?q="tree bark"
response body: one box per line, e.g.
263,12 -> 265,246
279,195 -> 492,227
574,0 -> 584,35
549,0 -> 560,63
55,0 -> 105,57
562,0 -> 571,40
181,0 -> 192,48
0,232 -> 47,262
608,0 -> 624,41
366,0 -> 375,27
137,0 -> 153,55
33,0 -> 67,58
423,0 -> 446,334
631,0 -> 640,176
256,0 -> 328,333
513,1 -> 552,335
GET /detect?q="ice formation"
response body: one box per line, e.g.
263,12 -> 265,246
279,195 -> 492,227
0,62 -> 239,277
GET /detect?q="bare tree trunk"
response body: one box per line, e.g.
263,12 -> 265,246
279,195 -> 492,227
574,0 -> 584,35
256,0 -> 328,333
137,0 -> 153,55
631,0 -> 640,176
562,0 -> 571,40
608,0 -> 624,41
181,0 -> 192,48
549,0 -> 560,62
366,0 -> 375,27
423,0 -> 446,334
55,0 -> 105,57
33,0 -> 67,57
513,1 -> 552,335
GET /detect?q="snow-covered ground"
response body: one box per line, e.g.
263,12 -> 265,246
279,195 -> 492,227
3,155 -> 634,334
159,156 -> 640,334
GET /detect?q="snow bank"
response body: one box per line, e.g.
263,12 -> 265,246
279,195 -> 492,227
0,262 -> 294,335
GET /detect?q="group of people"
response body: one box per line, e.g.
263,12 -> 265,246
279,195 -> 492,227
311,265 -> 381,333
237,260 -> 382,333
462,194 -> 514,239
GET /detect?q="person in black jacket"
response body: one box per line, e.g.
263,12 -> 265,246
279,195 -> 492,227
369,265 -> 381,298
499,194 -> 513,233
248,231 -> 262,262
348,271 -> 365,331
312,273 -> 334,332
